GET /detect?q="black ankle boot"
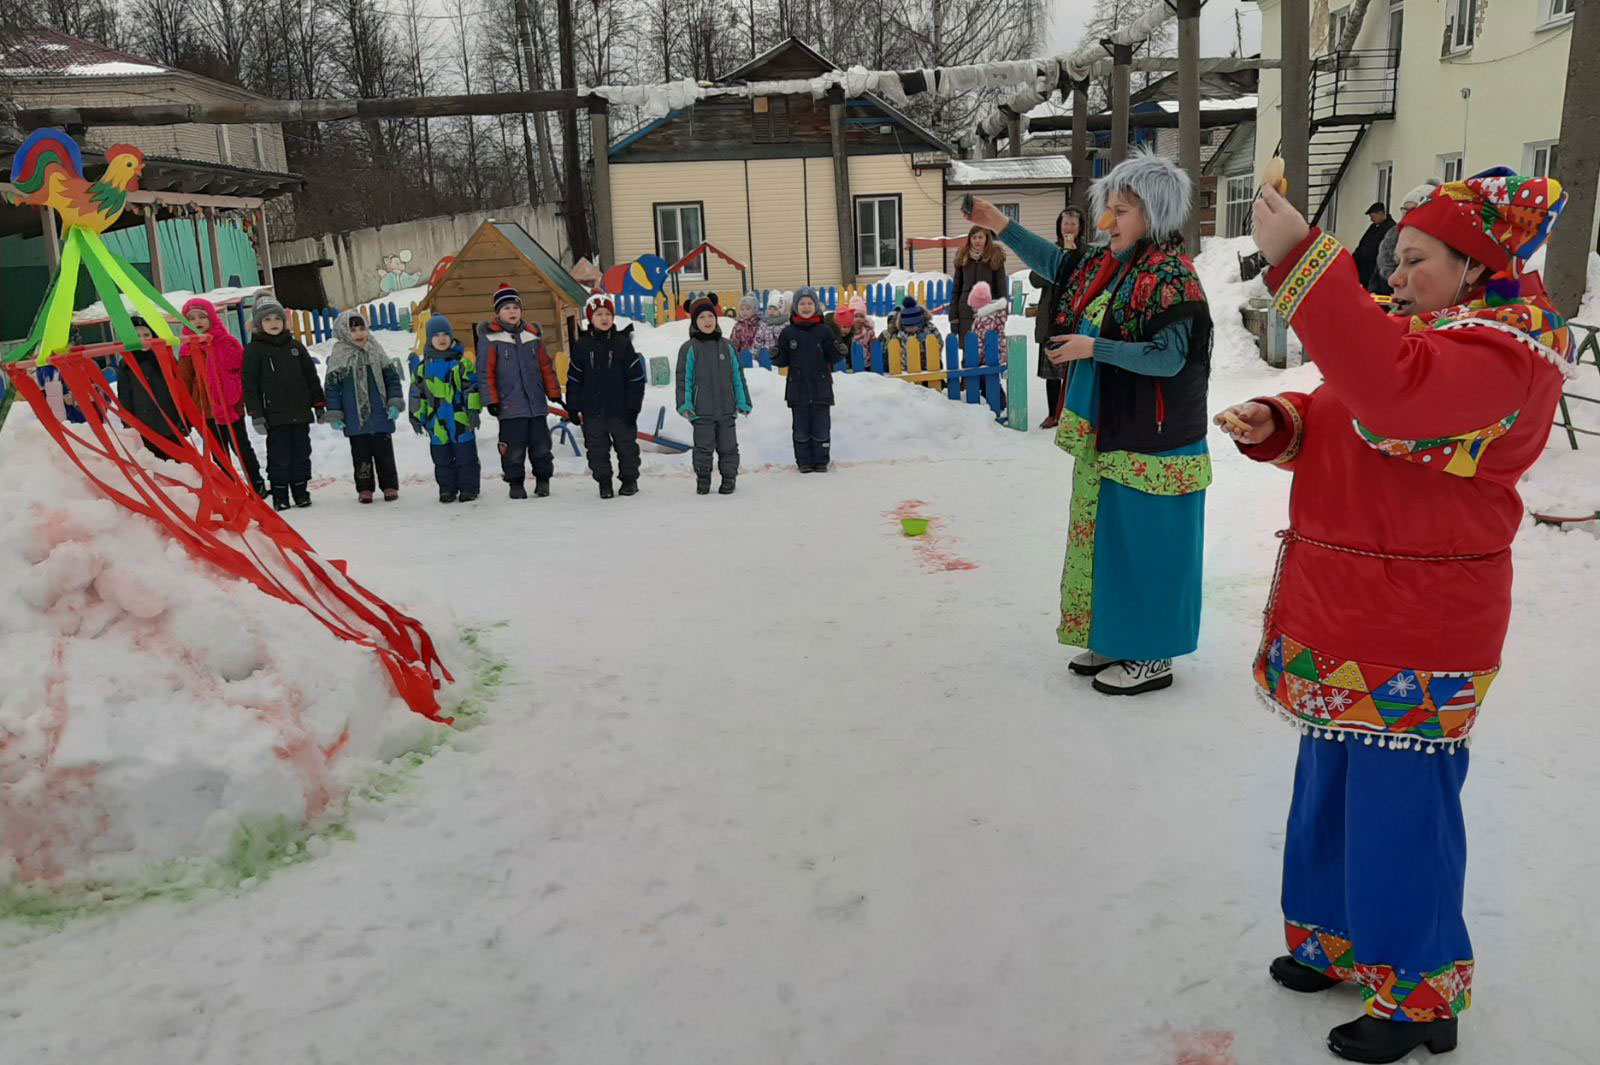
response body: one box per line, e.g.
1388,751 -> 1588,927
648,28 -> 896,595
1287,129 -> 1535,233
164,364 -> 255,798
718,479 -> 736,495
1270,955 -> 1343,993
696,476 -> 711,495
272,487 -> 291,512
1327,1015 -> 1458,1063
598,479 -> 614,499
509,480 -> 528,499
619,480 -> 638,496
291,483 -> 312,508
534,478 -> 550,497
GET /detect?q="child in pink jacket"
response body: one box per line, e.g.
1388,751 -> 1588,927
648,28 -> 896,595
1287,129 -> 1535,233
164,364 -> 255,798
183,297 -> 265,496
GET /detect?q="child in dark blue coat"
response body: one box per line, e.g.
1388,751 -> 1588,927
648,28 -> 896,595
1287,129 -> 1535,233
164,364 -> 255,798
409,315 -> 483,503
325,308 -> 404,503
773,286 -> 846,472
566,294 -> 646,498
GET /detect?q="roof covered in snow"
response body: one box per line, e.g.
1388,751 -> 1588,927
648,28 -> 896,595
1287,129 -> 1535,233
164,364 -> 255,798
946,156 -> 1073,187
0,27 -> 167,77
1155,96 -> 1258,113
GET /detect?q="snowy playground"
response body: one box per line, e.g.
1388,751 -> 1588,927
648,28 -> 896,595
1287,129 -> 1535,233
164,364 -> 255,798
1,233 -> 1598,1064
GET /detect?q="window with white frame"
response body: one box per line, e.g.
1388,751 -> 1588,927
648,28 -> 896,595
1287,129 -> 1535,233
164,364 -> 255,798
1225,174 -> 1254,238
1328,7 -> 1349,53
1525,141 -> 1559,178
1388,0 -> 1404,56
654,203 -> 705,279
1438,153 -> 1464,183
995,203 -> 1022,224
1321,174 -> 1339,232
1448,0 -> 1476,52
855,195 -> 902,272
1375,162 -> 1394,213
216,125 -> 231,164
252,124 -> 267,167
1544,0 -> 1575,24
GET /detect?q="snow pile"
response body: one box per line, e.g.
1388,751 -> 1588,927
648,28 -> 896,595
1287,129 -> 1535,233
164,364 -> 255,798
1195,235 -> 1274,374
74,285 -> 272,325
0,411 -> 449,890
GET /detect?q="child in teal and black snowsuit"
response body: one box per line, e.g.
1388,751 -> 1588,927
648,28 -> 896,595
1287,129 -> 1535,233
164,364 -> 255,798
410,315 -> 483,503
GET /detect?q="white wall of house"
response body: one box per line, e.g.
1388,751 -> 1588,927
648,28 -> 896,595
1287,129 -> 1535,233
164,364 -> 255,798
609,153 -> 945,295
1254,0 -> 1593,252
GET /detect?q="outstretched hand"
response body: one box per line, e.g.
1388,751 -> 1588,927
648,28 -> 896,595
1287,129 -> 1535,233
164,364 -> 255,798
1213,402 -> 1276,446
963,196 -> 1012,235
1252,184 -> 1311,266
1045,334 -> 1095,365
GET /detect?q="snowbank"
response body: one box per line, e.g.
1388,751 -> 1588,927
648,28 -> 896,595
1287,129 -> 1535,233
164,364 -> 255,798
0,411 -> 451,889
73,285 -> 272,325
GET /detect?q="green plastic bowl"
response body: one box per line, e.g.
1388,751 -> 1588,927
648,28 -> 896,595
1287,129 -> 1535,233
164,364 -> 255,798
901,517 -> 930,537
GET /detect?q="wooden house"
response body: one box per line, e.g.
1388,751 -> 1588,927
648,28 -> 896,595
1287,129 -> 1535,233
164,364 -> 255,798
605,38 -> 958,296
415,219 -> 590,383
941,157 -> 1074,275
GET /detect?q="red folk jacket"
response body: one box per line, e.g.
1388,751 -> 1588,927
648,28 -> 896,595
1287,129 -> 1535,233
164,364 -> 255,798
1239,230 -> 1569,749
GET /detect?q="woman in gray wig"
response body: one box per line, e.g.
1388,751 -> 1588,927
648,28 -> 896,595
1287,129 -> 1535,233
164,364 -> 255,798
966,150 -> 1213,696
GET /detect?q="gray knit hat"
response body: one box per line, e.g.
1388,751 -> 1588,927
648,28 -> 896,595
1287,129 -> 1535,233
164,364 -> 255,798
794,286 -> 821,314
251,295 -> 286,329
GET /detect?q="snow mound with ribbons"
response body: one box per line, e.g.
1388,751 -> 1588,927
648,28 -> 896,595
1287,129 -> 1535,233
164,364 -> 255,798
0,410 -> 449,889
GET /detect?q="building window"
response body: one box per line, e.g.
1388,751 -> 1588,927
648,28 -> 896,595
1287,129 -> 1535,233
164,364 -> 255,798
654,203 -> 705,280
1375,162 -> 1394,212
252,124 -> 267,167
1438,153 -> 1464,183
1224,174 -> 1254,238
1388,0 -> 1404,55
752,97 -> 791,143
216,125 -> 231,164
1329,7 -> 1349,53
1526,141 -> 1559,178
1321,173 -> 1339,232
996,203 -> 1022,224
1544,0 -> 1574,24
855,195 -> 902,272
1447,0 -> 1476,52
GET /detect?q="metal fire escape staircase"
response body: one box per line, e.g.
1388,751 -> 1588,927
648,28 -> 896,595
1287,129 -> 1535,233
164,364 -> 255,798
1278,49 -> 1399,227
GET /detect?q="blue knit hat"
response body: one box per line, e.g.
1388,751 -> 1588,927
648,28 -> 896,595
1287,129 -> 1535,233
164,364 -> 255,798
898,295 -> 926,330
425,314 -> 453,341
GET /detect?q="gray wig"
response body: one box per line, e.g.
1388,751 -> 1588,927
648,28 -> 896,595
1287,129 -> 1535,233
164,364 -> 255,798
1090,149 -> 1193,244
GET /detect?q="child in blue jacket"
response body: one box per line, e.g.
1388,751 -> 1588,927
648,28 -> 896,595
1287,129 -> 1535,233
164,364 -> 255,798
410,315 -> 483,503
325,309 -> 404,503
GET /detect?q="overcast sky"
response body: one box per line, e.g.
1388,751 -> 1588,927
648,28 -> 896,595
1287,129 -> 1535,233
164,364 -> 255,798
1045,0 -> 1263,59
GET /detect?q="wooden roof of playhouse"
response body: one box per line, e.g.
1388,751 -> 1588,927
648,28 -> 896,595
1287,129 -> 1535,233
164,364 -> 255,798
419,220 -> 590,355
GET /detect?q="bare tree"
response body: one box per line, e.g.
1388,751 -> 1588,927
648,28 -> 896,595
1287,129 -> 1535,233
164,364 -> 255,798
127,0 -> 198,67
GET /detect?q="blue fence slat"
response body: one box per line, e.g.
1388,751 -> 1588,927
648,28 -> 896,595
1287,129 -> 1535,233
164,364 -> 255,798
850,341 -> 866,373
945,335 -> 961,400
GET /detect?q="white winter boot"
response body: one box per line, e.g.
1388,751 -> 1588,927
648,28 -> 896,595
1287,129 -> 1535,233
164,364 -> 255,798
1092,659 -> 1173,696
1068,650 -> 1120,677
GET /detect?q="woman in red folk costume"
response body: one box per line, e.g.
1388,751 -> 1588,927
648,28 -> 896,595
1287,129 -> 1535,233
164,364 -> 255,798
1217,169 -> 1573,1063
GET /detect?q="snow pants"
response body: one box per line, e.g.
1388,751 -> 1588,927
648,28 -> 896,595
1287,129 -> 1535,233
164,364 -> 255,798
583,415 -> 642,484
348,433 -> 398,494
1281,734 -> 1473,1022
431,440 -> 481,498
208,417 -> 264,493
691,415 -> 739,481
497,416 -> 553,484
265,424 -> 312,488
791,405 -> 831,469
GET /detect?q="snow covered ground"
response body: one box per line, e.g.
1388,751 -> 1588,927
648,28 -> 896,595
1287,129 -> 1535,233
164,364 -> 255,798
2,240 -> 1598,1064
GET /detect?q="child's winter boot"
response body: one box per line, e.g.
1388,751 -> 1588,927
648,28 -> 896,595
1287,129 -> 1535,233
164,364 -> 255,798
509,480 -> 528,500
382,488 -> 399,502
359,490 -> 374,504
619,479 -> 639,497
598,478 -> 614,499
439,492 -> 457,504
272,486 -> 291,512
718,478 -> 736,495
534,478 -> 551,498
292,483 -> 312,508
696,475 -> 711,495
458,491 -> 478,502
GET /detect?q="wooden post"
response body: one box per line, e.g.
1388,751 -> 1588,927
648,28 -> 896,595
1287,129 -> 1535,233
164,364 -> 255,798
206,209 -> 224,292
1178,0 -> 1205,252
143,208 -> 165,290
1070,80 -> 1090,206
1005,109 -> 1024,158
254,206 -> 274,287
1548,0 -> 1600,316
1110,41 -> 1133,167
829,93 -> 856,286
589,96 -> 615,269
39,206 -> 60,274
1281,0 -> 1312,217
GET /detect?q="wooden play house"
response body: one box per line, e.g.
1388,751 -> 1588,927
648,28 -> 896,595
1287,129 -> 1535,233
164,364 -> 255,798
416,220 -> 590,384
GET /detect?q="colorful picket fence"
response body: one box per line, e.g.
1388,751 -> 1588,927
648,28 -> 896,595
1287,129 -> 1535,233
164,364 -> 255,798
736,332 -> 1028,429
286,300 -> 409,346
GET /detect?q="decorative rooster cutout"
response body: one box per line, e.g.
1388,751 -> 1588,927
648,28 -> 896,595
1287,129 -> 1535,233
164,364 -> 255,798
9,129 -> 145,233
4,129 -> 178,364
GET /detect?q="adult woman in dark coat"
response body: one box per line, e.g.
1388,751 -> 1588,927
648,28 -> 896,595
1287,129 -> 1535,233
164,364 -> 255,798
1032,207 -> 1088,428
951,226 -> 1009,338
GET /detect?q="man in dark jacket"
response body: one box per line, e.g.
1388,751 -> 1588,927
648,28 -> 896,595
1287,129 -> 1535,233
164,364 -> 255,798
773,286 -> 847,473
566,294 -> 647,498
479,283 -> 562,498
1352,202 -> 1395,291
242,296 -> 327,510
